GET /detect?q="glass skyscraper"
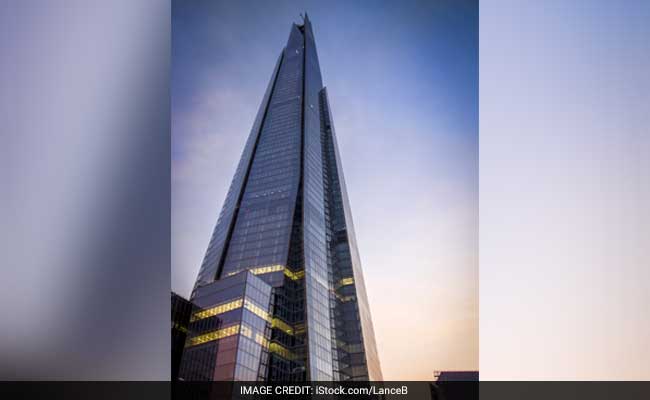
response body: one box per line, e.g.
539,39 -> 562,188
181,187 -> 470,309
179,15 -> 382,382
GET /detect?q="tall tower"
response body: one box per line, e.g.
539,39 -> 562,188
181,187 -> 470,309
179,15 -> 382,382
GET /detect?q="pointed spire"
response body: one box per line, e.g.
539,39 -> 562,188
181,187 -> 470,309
300,12 -> 313,37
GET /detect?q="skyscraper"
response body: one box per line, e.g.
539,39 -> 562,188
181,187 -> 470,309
179,15 -> 382,382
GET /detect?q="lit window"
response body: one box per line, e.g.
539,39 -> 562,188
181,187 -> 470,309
240,324 -> 253,338
336,277 -> 354,289
225,264 -> 305,281
272,318 -> 294,335
187,324 -> 240,346
283,268 -> 305,280
244,299 -> 269,321
191,298 -> 244,322
269,342 -> 296,360
334,293 -> 356,302
255,332 -> 269,348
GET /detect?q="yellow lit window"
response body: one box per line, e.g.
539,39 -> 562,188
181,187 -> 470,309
335,277 -> 354,289
240,324 -> 253,338
269,342 -> 295,360
244,299 -> 270,321
225,264 -> 305,281
188,324 -> 240,346
190,298 -> 244,322
191,297 -> 271,325
336,293 -> 356,302
172,322 -> 189,333
250,264 -> 284,275
283,268 -> 305,280
294,323 -> 305,335
255,332 -> 269,348
241,323 -> 269,348
271,318 -> 294,335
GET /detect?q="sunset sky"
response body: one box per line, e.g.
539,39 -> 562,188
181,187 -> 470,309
172,0 -> 478,380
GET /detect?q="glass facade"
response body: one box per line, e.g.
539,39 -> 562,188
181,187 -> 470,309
179,271 -> 273,381
220,24 -> 304,280
181,15 -> 382,381
320,88 -> 383,381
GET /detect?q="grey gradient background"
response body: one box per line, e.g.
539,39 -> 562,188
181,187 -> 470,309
1,0 -> 170,380
0,0 -> 648,381
480,0 -> 650,380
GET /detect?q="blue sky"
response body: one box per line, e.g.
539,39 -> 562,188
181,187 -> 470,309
172,0 -> 478,379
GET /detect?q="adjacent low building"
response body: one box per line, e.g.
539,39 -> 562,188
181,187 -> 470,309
434,370 -> 479,381
171,292 -> 193,381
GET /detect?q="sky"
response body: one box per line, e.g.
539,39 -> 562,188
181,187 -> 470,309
480,0 -> 650,380
172,0 -> 478,380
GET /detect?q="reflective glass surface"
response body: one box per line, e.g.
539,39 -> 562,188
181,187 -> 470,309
320,88 -> 383,381
192,54 -> 284,293
220,24 -> 305,279
179,271 -> 273,381
301,17 -> 334,381
182,15 -> 382,382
